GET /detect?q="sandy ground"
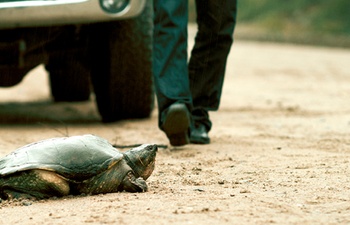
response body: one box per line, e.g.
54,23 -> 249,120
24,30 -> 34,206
0,26 -> 350,224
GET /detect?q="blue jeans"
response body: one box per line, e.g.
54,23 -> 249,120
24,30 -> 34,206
153,0 -> 237,131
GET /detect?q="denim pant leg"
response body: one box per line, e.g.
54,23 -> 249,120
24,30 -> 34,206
189,0 -> 237,131
153,0 -> 192,128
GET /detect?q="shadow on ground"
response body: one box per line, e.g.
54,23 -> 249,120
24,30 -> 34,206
0,100 -> 100,124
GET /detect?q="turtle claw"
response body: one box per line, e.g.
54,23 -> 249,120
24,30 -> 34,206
133,177 -> 148,192
119,172 -> 148,192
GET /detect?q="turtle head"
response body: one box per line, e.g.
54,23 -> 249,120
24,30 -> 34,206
123,144 -> 157,180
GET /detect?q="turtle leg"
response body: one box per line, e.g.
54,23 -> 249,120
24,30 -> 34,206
1,189 -> 38,200
0,169 -> 70,200
118,171 -> 148,192
76,160 -> 148,194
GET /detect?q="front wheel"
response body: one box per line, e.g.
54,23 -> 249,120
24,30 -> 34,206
88,1 -> 154,122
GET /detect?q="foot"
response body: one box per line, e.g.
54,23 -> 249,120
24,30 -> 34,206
190,123 -> 210,144
119,172 -> 148,192
161,103 -> 190,146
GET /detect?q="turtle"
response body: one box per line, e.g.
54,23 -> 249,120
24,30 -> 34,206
0,134 -> 157,200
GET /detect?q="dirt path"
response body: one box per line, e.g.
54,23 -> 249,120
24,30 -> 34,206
0,28 -> 350,224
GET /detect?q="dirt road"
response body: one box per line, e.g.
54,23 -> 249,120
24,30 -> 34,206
0,28 -> 350,224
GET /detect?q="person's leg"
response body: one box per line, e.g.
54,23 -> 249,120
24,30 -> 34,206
189,0 -> 237,144
153,0 -> 192,146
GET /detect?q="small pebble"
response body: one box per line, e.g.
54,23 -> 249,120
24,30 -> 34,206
194,188 -> 205,192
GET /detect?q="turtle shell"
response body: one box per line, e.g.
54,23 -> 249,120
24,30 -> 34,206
0,135 -> 123,182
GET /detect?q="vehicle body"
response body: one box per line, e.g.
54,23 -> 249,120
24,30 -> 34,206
0,0 -> 154,122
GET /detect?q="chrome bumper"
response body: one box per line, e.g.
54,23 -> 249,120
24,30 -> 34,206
0,0 -> 146,29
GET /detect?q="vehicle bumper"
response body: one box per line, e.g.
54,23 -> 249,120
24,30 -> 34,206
0,0 -> 146,29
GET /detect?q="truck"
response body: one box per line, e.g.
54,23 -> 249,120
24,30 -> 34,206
0,0 -> 154,122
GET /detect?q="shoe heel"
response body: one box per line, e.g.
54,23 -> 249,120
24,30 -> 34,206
168,132 -> 190,146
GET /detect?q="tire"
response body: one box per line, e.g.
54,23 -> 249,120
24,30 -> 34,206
46,56 -> 91,102
88,0 -> 154,122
